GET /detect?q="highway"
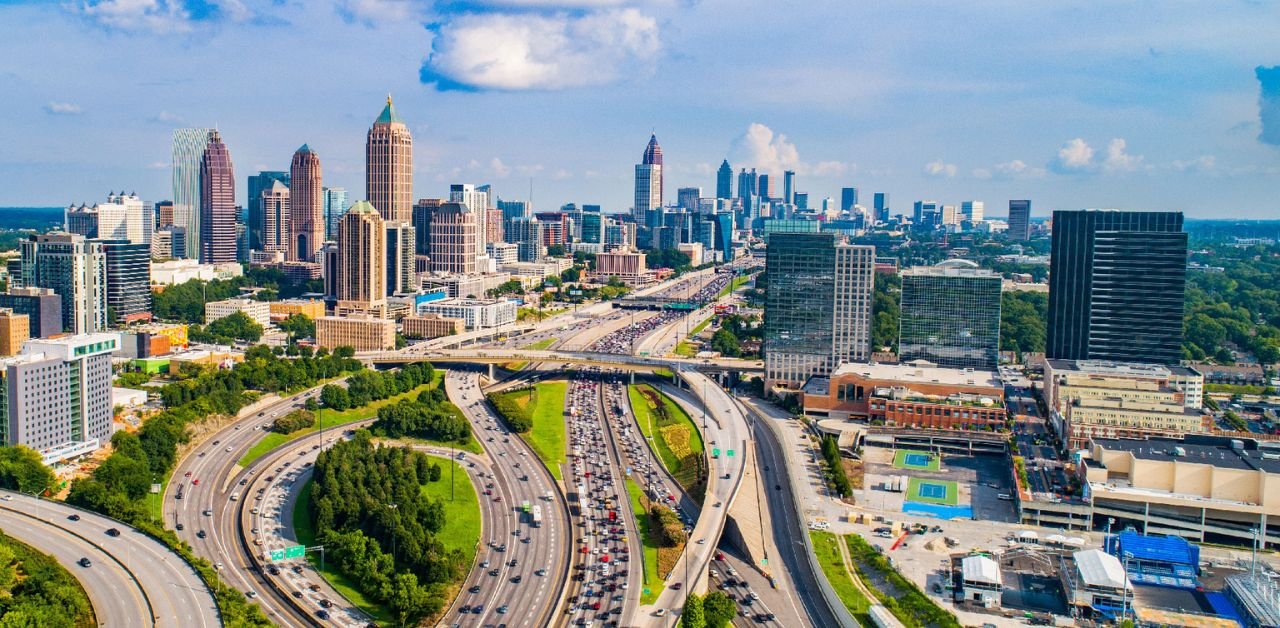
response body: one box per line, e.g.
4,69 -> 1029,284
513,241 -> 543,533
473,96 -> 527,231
0,491 -> 220,628
446,370 -> 571,628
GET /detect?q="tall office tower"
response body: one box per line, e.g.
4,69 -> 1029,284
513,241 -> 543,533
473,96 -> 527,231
758,174 -> 771,200
898,261 -> 1002,369
198,130 -> 236,263
736,168 -> 758,202
323,187 -> 348,241
259,181 -> 290,254
961,200 -> 984,223
1047,210 -> 1187,364
246,171 -> 289,250
366,96 -> 413,223
412,198 -> 442,256
98,240 -> 151,324
794,192 -> 808,210
941,204 -> 959,226
0,333 -> 117,463
156,201 -> 174,228
65,192 -> 153,246
18,233 -> 107,334
677,187 -> 701,212
385,221 -> 417,294
486,209 -> 505,245
429,203 -> 478,274
450,183 -> 487,263
634,134 -> 663,238
716,160 -> 733,199
0,288 -> 62,339
603,220 -> 635,252
171,127 -> 212,260
320,241 -> 340,301
498,199 -> 530,221
841,187 -> 858,212
783,170 -> 795,205
912,200 -> 940,229
873,193 -> 889,223
580,207 -> 604,244
505,217 -> 544,262
288,145 -> 323,262
335,201 -> 387,317
1007,200 -> 1031,241
764,231 -> 875,387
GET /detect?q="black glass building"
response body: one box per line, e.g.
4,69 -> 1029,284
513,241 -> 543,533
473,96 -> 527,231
1046,210 -> 1186,364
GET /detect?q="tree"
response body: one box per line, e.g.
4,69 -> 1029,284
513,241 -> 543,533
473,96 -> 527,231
710,328 -> 740,357
546,244 -> 567,257
278,313 -> 315,341
680,592 -> 706,628
560,267 -> 580,283
0,446 -> 55,493
321,384 -> 351,411
702,591 -> 737,628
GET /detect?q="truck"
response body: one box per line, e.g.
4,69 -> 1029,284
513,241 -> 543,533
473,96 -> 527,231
521,500 -> 532,513
531,505 -> 543,527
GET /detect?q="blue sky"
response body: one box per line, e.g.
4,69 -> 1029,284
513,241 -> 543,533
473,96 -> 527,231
2,0 -> 1280,218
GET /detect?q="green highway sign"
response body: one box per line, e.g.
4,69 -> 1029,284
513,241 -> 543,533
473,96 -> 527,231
270,545 -> 306,561
712,448 -> 720,457
761,558 -> 768,566
727,450 -> 735,457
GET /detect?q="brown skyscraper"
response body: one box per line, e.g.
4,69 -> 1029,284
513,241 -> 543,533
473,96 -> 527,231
199,129 -> 236,263
335,201 -> 387,318
366,96 -> 413,223
429,202 -> 477,274
289,145 -> 323,262
260,181 -> 290,254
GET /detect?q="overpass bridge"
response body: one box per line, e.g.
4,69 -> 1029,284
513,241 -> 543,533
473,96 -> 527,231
358,347 -> 765,377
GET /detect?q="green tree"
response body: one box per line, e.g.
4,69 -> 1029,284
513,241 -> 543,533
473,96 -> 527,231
710,328 -> 741,357
680,592 -> 706,628
871,273 -> 900,351
277,313 -> 315,341
0,446 -> 55,494
702,590 -> 737,628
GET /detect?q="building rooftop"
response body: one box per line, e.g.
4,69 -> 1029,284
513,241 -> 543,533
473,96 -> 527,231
1046,359 -> 1200,378
960,555 -> 1001,585
1074,549 -> 1129,590
827,359 -> 1002,389
1093,436 -> 1280,473
903,261 -> 1000,278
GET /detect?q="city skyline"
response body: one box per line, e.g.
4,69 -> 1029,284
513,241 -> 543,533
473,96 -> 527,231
2,2 -> 1279,218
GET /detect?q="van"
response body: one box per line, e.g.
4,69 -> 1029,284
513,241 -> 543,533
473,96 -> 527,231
997,494 -> 1012,501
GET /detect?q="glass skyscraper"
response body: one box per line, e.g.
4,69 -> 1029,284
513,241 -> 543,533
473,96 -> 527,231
898,261 -> 1002,369
171,128 -> 212,260
1007,199 -> 1031,240
1046,209 -> 1187,365
247,171 -> 289,250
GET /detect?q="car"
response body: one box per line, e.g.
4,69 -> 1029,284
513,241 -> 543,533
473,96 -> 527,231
671,582 -> 683,590
489,569 -> 500,576
498,604 -> 509,614
469,585 -> 481,594
316,610 -> 329,620
245,591 -> 257,599
319,599 -> 333,608
196,530 -> 206,538
472,604 -> 484,614
215,562 -> 224,570
511,575 -> 522,584
309,584 -> 322,592
192,478 -> 200,486
78,557 -> 92,567
67,513 -> 81,521
225,446 -> 233,452
105,528 -> 121,537
654,609 -> 667,617
175,523 -> 184,531
292,591 -> 303,599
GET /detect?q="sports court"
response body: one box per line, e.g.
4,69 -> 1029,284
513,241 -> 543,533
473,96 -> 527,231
906,477 -> 959,506
892,449 -> 941,471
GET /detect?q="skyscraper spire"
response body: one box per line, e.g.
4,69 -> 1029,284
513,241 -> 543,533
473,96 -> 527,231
643,134 -> 663,166
367,96 -> 413,222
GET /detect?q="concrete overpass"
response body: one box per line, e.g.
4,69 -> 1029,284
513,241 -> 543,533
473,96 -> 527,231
358,347 -> 765,377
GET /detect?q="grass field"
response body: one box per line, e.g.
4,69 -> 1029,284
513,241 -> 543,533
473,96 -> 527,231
905,477 -> 959,506
628,384 -> 706,502
892,449 -> 941,471
810,531 -> 873,625
626,478 -> 662,605
294,480 -> 392,625
238,374 -> 472,467
146,473 -> 170,521
420,456 -> 482,557
674,341 -> 697,357
508,381 -> 568,481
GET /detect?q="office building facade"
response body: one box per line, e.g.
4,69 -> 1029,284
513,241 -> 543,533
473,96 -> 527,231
64,192 -> 153,246
0,289 -> 62,339
259,180 -> 290,254
841,187 -> 858,212
1047,210 -> 1187,364
716,160 -> 733,199
0,310 -> 28,356
899,261 -> 1002,369
247,171 -> 289,250
634,134 -> 663,243
873,192 -> 889,223
366,96 -> 413,223
289,145 -> 323,262
335,201 -> 387,317
1007,200 -> 1031,241
100,240 -> 152,324
171,128 -> 212,260
385,221 -> 417,294
323,187 -> 348,241
18,233 -> 106,334
961,200 -> 984,223
199,129 -> 237,263
429,202 -> 478,274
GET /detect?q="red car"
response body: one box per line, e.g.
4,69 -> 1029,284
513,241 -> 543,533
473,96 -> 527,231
191,478 -> 200,485
493,496 -> 502,502
600,555 -> 610,563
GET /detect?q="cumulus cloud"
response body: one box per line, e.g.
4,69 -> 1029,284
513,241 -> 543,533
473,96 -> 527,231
337,0 -> 418,25
1051,138 -> 1094,172
1172,155 -> 1216,172
490,157 -> 511,177
1102,138 -> 1145,172
420,8 -> 660,90
151,110 -> 184,124
922,160 -> 957,178
45,101 -> 83,115
727,123 -> 851,178
77,0 -> 252,32
1257,65 -> 1280,147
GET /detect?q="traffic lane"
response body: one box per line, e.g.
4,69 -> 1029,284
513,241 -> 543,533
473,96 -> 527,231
710,549 -> 788,627
591,376 -> 643,623
2,492 -> 220,628
0,507 -> 147,627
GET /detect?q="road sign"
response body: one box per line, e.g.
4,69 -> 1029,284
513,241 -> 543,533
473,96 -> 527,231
270,545 -> 306,561
269,549 -> 285,561
761,558 -> 768,566
712,448 -> 720,457
727,450 -> 735,457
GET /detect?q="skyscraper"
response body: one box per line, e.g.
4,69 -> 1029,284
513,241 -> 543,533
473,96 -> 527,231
172,127 -> 212,260
99,240 -> 151,324
961,200 -> 984,223
0,334 -> 117,463
413,198 -> 442,256
366,96 -> 413,223
758,174 -> 771,200
677,187 -> 701,212
199,130 -> 236,263
18,233 -> 107,334
1047,210 -> 1187,364
716,160 -> 733,199
1007,200 -> 1031,241
764,231 -> 874,387
64,192 -> 153,246
430,202 -> 478,274
634,134 -> 663,241
260,181 -> 290,254
385,221 -> 417,294
873,193 -> 889,223
736,168 -> 757,202
246,171 -> 288,250
913,200 -> 940,229
289,145 -> 323,262
841,187 -> 858,211
335,201 -> 386,317
898,261 -> 1002,369
450,183 -> 488,266
323,187 -> 348,241
783,170 -> 795,205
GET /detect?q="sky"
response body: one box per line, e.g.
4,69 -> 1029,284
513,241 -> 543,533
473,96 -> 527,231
2,0 -> 1280,219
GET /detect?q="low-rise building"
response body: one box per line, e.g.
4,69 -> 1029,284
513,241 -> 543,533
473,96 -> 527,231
417,298 -> 517,330
1044,360 -> 1206,449
420,272 -> 512,299
0,334 -> 118,464
204,298 -> 271,328
1191,363 -> 1267,387
594,249 -> 647,284
401,313 -> 464,339
0,309 -> 29,356
1069,549 -> 1132,619
958,555 -> 1002,608
316,315 -> 396,351
268,299 -> 325,321
150,259 -> 243,285
802,360 -> 1005,430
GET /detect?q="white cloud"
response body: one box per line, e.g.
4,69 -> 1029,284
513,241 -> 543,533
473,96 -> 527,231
490,157 -> 511,178
152,110 -> 183,123
1172,155 -> 1216,172
993,159 -> 1047,178
1051,138 -> 1094,172
422,8 -> 660,90
45,101 -> 83,115
146,161 -> 169,169
972,168 -> 992,179
337,0 -> 418,25
553,168 -> 573,180
78,0 -> 191,33
727,123 -> 851,178
1102,138 -> 1145,172
923,160 -> 957,178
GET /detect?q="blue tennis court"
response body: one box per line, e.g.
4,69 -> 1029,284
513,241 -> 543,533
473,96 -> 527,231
905,453 -> 931,467
918,483 -> 947,499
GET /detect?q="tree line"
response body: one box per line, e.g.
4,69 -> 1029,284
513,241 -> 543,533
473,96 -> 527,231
318,361 -> 436,411
0,532 -> 95,628
820,435 -> 853,498
310,432 -> 466,626
678,591 -> 737,628
372,386 -> 472,445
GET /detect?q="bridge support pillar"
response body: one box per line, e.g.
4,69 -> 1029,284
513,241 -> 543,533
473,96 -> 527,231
673,370 -> 680,386
488,363 -> 495,380
630,371 -> 636,385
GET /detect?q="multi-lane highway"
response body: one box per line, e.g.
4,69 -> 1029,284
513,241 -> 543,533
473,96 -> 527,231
446,370 -> 571,627
0,491 -> 220,628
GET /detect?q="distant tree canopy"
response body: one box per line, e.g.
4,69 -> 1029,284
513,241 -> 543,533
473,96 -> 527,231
871,273 -> 900,351
277,313 -> 315,341
0,531 -> 95,628
1001,291 -> 1048,357
646,248 -> 692,272
0,445 -> 55,494
1183,244 -> 1280,364
190,311 -> 263,344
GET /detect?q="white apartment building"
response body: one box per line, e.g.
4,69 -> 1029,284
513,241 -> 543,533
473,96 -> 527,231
204,298 -> 271,328
417,298 -> 517,330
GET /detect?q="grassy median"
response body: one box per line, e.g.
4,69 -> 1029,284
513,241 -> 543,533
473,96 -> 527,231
626,478 -> 663,605
490,381 -> 568,481
628,384 -> 706,502
419,456 -> 482,556
294,480 -> 391,625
